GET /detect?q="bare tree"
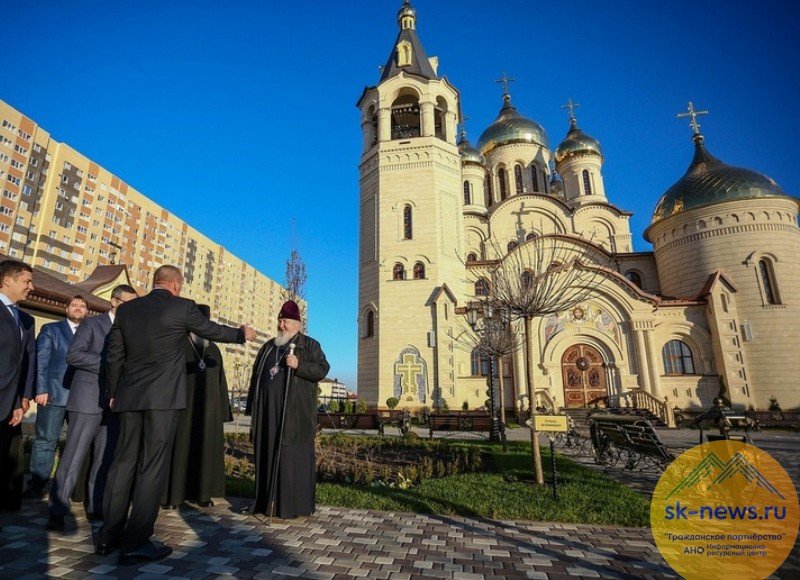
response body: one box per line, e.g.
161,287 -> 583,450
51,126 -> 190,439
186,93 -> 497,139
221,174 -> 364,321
456,301 -> 523,450
476,234 -> 605,484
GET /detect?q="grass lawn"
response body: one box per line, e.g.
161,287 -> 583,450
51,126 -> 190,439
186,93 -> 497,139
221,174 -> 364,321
227,439 -> 650,527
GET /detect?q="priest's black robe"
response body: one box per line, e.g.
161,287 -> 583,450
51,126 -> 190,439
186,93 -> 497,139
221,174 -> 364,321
245,333 -> 329,519
163,338 -> 231,505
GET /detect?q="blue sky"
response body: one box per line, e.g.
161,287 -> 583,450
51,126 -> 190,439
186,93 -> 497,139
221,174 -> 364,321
3,0 -> 798,391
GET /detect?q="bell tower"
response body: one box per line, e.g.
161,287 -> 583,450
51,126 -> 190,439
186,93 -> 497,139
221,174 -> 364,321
356,1 -> 464,410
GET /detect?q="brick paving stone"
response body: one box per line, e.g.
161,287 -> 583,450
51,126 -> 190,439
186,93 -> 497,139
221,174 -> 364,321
4,496 -> 797,579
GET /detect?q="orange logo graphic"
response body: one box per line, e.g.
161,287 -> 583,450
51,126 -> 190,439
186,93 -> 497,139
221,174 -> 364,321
651,440 -> 799,579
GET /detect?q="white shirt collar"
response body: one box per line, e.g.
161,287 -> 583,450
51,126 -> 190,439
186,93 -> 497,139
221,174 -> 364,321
109,311 -> 115,324
68,320 -> 79,333
0,292 -> 14,308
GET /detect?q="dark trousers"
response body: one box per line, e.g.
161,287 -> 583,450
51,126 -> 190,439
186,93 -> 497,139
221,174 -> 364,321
100,410 -> 177,551
0,418 -> 24,511
49,412 -> 118,517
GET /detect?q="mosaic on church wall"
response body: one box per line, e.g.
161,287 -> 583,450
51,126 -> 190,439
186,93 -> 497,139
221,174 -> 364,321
544,303 -> 620,345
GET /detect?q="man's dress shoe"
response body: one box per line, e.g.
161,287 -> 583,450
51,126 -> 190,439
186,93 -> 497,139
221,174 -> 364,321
45,515 -> 64,532
95,541 -> 118,556
118,542 -> 173,566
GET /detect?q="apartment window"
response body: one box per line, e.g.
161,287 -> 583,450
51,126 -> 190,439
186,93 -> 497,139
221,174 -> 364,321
6,175 -> 20,185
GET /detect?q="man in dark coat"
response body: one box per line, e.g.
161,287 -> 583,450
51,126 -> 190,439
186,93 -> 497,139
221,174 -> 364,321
98,265 -> 256,565
0,260 -> 36,524
245,299 -> 329,520
26,295 -> 87,497
47,284 -> 138,531
163,304 -> 232,509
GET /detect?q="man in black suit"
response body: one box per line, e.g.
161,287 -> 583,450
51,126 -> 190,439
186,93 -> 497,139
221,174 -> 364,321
98,265 -> 256,565
0,260 -> 36,529
47,284 -> 139,531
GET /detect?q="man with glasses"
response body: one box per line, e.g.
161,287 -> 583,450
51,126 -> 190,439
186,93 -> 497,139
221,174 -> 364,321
47,285 -> 138,531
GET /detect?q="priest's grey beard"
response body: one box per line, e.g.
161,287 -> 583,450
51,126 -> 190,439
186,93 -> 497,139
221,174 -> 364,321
274,331 -> 297,347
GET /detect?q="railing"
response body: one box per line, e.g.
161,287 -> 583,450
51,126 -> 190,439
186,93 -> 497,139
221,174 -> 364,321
623,389 -> 675,428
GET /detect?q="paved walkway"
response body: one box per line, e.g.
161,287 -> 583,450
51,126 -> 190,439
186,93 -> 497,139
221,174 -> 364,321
1,425 -> 797,578
2,498 -> 675,579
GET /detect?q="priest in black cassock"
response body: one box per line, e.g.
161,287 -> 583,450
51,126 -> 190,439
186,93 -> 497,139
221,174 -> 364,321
245,300 -> 329,519
163,305 -> 232,509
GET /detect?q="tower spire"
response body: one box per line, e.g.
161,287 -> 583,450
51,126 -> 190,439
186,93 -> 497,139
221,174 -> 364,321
677,101 -> 709,143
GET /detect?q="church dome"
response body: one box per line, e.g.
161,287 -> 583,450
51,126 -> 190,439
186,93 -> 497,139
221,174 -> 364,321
651,136 -> 791,224
458,131 -> 484,165
554,122 -> 602,164
477,95 -> 549,154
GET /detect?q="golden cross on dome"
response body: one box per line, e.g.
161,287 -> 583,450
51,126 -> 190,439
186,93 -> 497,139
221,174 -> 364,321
495,72 -> 515,97
677,101 -> 709,136
562,98 -> 581,126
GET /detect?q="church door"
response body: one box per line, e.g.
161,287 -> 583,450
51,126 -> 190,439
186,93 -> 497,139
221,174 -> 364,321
561,344 -> 607,408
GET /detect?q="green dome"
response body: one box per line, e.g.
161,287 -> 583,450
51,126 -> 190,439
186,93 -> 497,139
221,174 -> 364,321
476,95 -> 549,154
458,131 -> 484,165
651,137 -> 790,224
554,122 -> 602,164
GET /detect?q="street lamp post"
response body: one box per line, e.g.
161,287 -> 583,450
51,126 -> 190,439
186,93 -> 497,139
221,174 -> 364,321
466,302 -> 501,443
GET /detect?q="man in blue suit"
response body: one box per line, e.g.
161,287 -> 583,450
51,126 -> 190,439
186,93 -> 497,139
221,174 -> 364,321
25,295 -> 87,497
47,285 -> 138,531
0,260 -> 36,529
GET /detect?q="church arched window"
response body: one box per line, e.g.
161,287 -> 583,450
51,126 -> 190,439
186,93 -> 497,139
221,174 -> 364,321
484,176 -> 493,206
403,205 -> 412,240
471,347 -> 491,376
625,270 -> 643,288
498,168 -> 508,201
521,270 -> 533,291
463,181 -> 471,205
365,310 -> 375,338
530,165 -> 539,192
507,241 -> 518,253
413,262 -> 425,279
474,278 -> 490,296
662,340 -> 695,375
466,252 -> 477,263
526,232 -> 538,241
434,97 -> 447,141
582,169 -> 592,195
514,164 -> 524,194
393,263 -> 405,280
758,259 -> 780,305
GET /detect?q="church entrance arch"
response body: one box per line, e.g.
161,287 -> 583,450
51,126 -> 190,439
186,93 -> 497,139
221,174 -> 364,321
561,344 -> 607,408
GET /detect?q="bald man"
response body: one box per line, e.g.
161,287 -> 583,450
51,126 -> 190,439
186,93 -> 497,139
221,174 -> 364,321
98,265 -> 256,565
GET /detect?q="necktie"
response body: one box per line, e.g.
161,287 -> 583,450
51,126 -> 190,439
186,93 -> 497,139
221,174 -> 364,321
8,304 -> 23,340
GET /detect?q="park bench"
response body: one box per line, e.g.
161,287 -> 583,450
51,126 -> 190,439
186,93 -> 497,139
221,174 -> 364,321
377,410 -> 411,435
690,404 -> 759,444
317,412 -> 385,435
588,413 -> 675,470
427,413 -> 494,439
